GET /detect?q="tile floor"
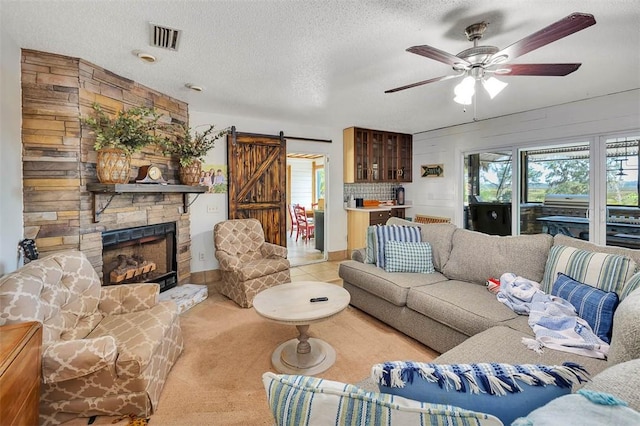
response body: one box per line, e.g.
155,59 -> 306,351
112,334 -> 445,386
290,260 -> 342,284
286,233 -> 324,267
286,230 -> 343,283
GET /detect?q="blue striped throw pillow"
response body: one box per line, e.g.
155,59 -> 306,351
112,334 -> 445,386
372,361 -> 589,426
374,225 -> 421,269
384,241 -> 434,273
551,273 -> 619,343
262,372 -> 502,426
541,245 -> 635,296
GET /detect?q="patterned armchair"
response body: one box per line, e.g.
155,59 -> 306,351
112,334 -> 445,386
214,218 -> 291,308
0,250 -> 183,425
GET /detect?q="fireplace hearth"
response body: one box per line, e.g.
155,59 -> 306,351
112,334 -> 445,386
102,222 -> 177,292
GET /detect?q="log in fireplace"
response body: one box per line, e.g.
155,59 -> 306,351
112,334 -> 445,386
102,222 -> 177,292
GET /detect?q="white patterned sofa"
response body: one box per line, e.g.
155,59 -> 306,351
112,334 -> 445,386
0,250 -> 183,425
338,218 -> 640,411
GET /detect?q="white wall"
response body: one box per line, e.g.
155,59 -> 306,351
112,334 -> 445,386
0,29 -> 23,275
409,89 -> 640,226
288,158 -> 314,209
188,110 -> 344,273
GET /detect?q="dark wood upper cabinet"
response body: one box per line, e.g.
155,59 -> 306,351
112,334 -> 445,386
344,127 -> 412,183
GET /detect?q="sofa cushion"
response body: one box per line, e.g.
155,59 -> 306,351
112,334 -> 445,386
338,260 -> 447,306
387,217 -> 456,272
554,234 -> 640,270
551,273 -> 619,343
541,245 -> 636,296
434,326 -> 608,378
372,361 -> 588,425
262,372 -> 502,426
512,389 -> 640,426
407,281 -> 519,336
607,286 -> 640,366
374,225 -> 421,269
619,271 -> 640,301
582,359 -> 640,412
443,229 -> 552,285
384,241 -> 435,273
364,226 -> 377,264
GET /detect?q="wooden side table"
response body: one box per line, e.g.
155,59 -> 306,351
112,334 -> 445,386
0,321 -> 43,426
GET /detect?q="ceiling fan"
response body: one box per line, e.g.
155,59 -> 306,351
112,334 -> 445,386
385,12 -> 596,105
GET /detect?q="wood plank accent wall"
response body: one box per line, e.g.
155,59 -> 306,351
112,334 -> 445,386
21,49 -> 194,283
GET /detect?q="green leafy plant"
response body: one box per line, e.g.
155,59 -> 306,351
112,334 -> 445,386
83,103 -> 164,155
162,124 -> 228,166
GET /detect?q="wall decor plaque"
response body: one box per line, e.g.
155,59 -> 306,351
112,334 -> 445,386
421,164 -> 444,178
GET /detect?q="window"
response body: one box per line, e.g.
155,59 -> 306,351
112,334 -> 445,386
521,137 -> 639,207
605,137 -> 639,207
522,142 -> 590,203
465,152 -> 512,203
315,167 -> 325,201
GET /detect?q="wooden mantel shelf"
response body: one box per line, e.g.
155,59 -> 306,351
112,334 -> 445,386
87,183 -> 207,222
87,183 -> 207,194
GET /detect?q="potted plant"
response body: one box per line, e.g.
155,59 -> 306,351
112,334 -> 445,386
161,124 -> 228,185
83,103 -> 163,184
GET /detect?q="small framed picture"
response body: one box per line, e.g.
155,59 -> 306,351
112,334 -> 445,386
421,164 -> 444,178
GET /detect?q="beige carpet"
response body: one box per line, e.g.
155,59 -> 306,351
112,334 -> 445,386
64,290 -> 438,425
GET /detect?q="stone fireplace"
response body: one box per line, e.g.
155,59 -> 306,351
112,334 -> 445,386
102,222 -> 177,292
21,49 -> 198,285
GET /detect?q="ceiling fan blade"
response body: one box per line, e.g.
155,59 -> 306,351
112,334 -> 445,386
407,45 -> 470,68
385,74 -> 462,94
495,63 -> 582,76
491,12 -> 596,62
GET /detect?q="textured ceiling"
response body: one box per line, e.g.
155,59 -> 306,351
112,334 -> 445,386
2,0 -> 639,133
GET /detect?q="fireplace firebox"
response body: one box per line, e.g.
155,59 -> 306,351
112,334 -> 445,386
102,222 -> 177,292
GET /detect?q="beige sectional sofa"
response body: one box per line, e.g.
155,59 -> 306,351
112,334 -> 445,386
339,217 -> 640,410
0,250 -> 183,425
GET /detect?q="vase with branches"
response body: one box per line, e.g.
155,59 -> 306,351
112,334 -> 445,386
83,103 -> 164,183
162,124 -> 228,185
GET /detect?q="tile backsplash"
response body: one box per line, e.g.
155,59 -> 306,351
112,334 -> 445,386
344,183 -> 400,202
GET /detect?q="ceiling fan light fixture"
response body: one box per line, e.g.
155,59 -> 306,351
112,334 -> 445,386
453,95 -> 473,105
454,76 -> 476,103
482,77 -> 508,99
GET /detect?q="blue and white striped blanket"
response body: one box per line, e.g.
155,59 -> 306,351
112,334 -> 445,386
497,273 -> 609,359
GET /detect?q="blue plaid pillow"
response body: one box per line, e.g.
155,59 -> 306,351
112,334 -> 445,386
551,273 -> 619,343
374,225 -> 421,269
372,361 -> 589,426
384,241 -> 434,273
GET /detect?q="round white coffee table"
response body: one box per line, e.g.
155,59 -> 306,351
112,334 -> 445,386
253,281 -> 350,375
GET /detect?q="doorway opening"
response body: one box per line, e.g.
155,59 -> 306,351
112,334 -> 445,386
286,153 -> 327,266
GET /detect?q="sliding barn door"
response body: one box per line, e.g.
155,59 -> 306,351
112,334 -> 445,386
228,129 -> 287,246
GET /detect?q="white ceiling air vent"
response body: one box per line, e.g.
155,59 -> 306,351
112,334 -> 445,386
149,23 -> 181,51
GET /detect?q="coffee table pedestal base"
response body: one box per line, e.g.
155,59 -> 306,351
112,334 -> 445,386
272,337 -> 336,375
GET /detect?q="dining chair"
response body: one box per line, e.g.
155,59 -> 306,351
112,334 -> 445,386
288,204 -> 298,237
293,205 -> 315,242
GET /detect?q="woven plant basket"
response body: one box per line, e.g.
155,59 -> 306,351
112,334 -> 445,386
96,148 -> 131,184
179,160 -> 202,186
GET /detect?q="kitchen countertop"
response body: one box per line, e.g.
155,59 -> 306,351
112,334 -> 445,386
345,204 -> 411,212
